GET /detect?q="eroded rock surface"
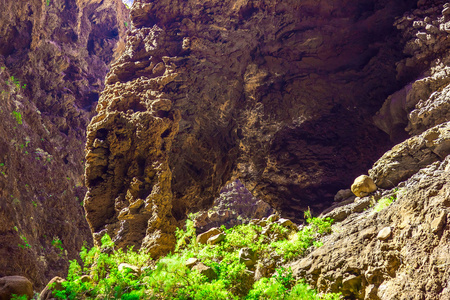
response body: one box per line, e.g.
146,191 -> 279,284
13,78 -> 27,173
293,150 -> 450,300
0,0 -> 128,289
291,3 -> 450,298
86,0 -> 417,255
193,180 -> 275,233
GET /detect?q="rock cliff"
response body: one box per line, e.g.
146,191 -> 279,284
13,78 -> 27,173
85,0 -> 417,255
291,1 -> 450,299
0,0 -> 128,289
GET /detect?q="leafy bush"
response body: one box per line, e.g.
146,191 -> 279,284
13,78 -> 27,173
270,210 -> 333,260
54,213 -> 339,299
11,111 -> 22,125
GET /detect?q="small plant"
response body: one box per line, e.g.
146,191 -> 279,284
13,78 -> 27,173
52,237 -> 64,254
10,294 -> 27,300
19,235 -> 31,249
32,201 -> 37,207
372,189 -> 400,213
373,196 -> 394,212
46,0 -> 50,6
11,111 -> 22,125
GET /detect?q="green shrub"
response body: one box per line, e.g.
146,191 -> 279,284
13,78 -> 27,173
54,212 -> 339,299
270,210 -> 333,260
11,111 -> 22,125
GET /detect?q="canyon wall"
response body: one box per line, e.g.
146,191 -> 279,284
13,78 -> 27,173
0,0 -> 128,289
292,1 -> 450,299
85,0 -> 418,255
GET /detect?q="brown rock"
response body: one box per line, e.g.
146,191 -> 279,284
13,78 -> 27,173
197,228 -> 222,245
351,175 -> 377,197
0,276 -> 33,300
430,212 -> 446,233
118,263 -> 141,276
185,257 -> 198,268
192,180 -> 275,233
192,263 -> 217,281
369,122 -> 450,189
277,218 -> 297,231
267,214 -> 280,223
377,227 -> 392,241
85,0 -> 416,256
239,248 -> 258,267
207,233 -> 225,245
292,154 -> 450,299
39,276 -> 65,300
334,189 -> 354,202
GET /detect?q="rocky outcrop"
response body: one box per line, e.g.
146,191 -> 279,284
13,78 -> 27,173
193,180 -> 275,233
0,0 -> 128,289
85,0 -> 417,255
293,124 -> 450,299
291,2 -> 450,298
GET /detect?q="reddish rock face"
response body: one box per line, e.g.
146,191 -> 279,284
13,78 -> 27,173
0,0 -> 128,289
85,0 -> 416,255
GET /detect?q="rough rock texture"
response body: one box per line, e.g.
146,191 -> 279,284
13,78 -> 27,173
0,0 -> 128,289
293,151 -> 450,300
291,2 -> 450,298
193,180 -> 275,233
0,276 -> 33,300
85,0 -> 417,254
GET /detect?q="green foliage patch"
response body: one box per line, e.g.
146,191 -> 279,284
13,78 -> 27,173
54,214 -> 339,299
372,188 -> 400,213
11,111 -> 22,125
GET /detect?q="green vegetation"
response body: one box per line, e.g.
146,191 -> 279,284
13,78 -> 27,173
46,0 -> 50,6
12,111 -> 22,125
373,196 -> 394,212
5,76 -> 26,90
372,188 -> 400,213
19,234 -> 31,249
53,214 -> 339,299
52,237 -> 64,254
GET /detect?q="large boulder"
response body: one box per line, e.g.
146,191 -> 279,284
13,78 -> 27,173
39,276 -> 65,300
351,175 -> 377,197
0,276 -> 33,300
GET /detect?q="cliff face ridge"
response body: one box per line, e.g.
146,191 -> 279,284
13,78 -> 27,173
85,0 -> 417,255
291,1 -> 450,299
0,0 -> 128,289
